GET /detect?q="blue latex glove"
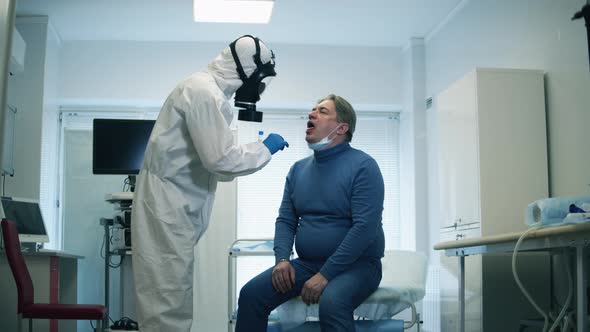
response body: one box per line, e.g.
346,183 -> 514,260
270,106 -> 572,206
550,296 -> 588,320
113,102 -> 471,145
263,133 -> 289,155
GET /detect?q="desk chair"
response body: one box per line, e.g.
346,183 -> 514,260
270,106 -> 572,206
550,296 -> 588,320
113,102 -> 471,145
1,218 -> 106,332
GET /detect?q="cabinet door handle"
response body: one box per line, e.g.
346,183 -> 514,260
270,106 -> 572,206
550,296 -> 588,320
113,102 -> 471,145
456,233 -> 465,240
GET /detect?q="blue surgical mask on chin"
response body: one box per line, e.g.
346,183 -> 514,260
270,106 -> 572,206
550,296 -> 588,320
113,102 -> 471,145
307,124 -> 341,151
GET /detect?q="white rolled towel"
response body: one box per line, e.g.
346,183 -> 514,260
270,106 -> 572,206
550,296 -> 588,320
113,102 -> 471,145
526,196 -> 590,226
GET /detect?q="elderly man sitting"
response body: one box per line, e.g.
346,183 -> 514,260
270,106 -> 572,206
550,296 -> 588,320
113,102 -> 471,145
235,94 -> 385,332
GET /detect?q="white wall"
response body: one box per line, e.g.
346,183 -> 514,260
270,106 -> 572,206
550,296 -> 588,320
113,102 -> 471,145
422,3 -> 590,330
57,40 -> 403,108
424,0 -> 590,284
426,0 -> 590,199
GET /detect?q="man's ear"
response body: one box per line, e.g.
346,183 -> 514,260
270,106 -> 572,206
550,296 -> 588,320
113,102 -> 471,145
337,123 -> 349,135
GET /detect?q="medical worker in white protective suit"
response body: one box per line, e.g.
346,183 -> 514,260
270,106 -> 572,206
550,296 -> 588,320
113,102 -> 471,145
131,35 -> 289,332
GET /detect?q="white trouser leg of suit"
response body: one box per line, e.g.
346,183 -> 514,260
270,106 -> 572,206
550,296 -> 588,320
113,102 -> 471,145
132,170 -> 213,332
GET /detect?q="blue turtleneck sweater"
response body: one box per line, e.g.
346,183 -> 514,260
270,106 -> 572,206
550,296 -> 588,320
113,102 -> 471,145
273,142 -> 385,280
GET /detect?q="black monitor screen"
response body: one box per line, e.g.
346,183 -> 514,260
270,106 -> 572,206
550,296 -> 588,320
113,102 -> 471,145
92,119 -> 155,175
0,197 -> 49,243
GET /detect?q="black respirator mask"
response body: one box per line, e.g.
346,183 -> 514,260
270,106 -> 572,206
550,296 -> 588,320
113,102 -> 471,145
230,35 -> 276,122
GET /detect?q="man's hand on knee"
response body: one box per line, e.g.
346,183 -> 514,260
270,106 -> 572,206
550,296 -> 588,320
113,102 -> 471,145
301,272 -> 328,305
272,261 -> 295,293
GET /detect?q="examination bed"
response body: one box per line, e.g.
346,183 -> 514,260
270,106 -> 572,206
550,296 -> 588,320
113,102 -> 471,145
228,239 -> 428,331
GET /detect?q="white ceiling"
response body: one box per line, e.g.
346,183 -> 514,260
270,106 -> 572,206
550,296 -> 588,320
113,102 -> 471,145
16,0 -> 464,47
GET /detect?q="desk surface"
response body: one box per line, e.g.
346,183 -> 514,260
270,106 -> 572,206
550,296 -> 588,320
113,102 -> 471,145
1,248 -> 84,259
434,222 -> 590,251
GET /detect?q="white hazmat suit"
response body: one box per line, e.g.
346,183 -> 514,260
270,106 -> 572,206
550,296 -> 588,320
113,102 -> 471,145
131,37 -> 276,332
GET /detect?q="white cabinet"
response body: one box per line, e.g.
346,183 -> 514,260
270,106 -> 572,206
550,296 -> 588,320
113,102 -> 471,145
438,68 -> 549,234
438,74 -> 480,229
437,68 -> 550,331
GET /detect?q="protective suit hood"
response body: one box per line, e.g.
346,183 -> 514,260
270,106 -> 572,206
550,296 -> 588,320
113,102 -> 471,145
207,36 -> 274,101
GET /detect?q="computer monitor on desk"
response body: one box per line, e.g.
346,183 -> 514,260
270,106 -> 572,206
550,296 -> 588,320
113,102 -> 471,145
0,197 -> 49,246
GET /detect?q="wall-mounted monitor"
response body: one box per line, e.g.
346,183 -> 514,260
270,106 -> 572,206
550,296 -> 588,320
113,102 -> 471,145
0,196 -> 49,243
92,119 -> 155,175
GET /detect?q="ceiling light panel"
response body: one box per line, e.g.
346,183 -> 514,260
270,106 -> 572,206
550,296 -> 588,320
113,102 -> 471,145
194,0 -> 275,24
